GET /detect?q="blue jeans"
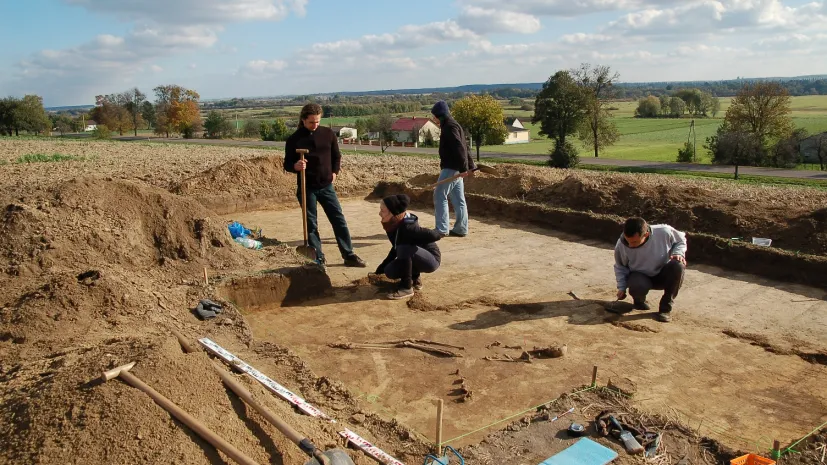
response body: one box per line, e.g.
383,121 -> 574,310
296,183 -> 354,262
433,169 -> 468,235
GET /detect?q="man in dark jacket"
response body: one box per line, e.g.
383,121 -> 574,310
431,100 -> 476,237
284,103 -> 366,269
375,194 -> 442,300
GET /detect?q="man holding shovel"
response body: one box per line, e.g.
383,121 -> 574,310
284,103 -> 366,269
431,100 -> 476,238
613,217 -> 687,322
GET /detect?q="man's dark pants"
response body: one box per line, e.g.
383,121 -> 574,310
628,260 -> 685,313
296,184 -> 354,262
384,245 -> 440,289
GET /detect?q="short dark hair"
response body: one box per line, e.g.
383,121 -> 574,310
300,103 -> 323,121
623,217 -> 647,237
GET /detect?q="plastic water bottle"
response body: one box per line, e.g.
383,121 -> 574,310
234,236 -> 262,250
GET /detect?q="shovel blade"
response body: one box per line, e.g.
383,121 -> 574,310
304,449 -> 356,465
296,245 -> 317,261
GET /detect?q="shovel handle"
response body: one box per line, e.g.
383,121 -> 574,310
214,365 -> 330,465
297,149 -> 310,246
429,169 -> 476,189
118,370 -> 260,465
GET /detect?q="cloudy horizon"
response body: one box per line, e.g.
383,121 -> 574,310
1,0 -> 826,107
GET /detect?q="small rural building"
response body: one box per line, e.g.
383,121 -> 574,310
504,117 -> 530,144
84,120 -> 98,131
331,125 -> 358,140
800,132 -> 827,163
391,117 -> 440,145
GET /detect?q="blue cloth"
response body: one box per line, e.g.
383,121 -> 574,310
227,221 -> 252,239
433,168 -> 468,235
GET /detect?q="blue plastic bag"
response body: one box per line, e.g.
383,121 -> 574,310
227,221 -> 252,239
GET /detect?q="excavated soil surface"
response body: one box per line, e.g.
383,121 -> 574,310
1,139 -> 825,465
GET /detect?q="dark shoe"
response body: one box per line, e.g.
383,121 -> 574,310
344,254 -> 367,268
633,300 -> 650,311
448,231 -> 466,237
387,288 -> 414,300
314,257 -> 327,271
659,295 -> 674,314
656,312 -> 672,323
413,277 -> 423,291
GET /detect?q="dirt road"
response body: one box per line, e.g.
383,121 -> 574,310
228,200 -> 827,451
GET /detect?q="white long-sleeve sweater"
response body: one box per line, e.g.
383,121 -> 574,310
614,224 -> 687,290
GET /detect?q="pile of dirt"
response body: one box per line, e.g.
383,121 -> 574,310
402,164 -> 827,255
175,154 -> 439,214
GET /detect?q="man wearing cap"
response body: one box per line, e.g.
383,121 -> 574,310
430,100 -> 476,238
375,194 -> 442,300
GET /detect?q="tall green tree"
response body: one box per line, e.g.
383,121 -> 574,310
724,82 -> 793,146
123,88 -> 146,136
572,63 -> 620,158
532,70 -> 589,148
141,101 -> 156,129
0,97 -> 21,136
451,94 -> 508,161
18,95 -> 50,135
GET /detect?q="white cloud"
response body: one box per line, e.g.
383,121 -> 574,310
457,6 -> 542,34
608,0 -> 827,36
189,63 -> 198,69
457,0 -> 692,17
62,0 -> 306,25
150,64 -> 163,72
242,59 -> 288,77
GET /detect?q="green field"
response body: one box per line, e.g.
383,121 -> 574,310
491,95 -> 827,162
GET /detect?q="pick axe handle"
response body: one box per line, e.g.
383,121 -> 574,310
117,370 -> 260,465
214,366 -> 331,465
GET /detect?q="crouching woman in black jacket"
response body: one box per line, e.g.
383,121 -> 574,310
375,194 -> 442,300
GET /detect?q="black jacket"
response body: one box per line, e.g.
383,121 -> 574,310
438,116 -> 476,173
376,213 -> 441,274
284,125 -> 341,190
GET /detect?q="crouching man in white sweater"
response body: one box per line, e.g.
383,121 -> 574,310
613,217 -> 687,323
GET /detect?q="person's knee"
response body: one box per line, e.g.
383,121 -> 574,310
627,273 -> 650,294
666,259 -> 686,275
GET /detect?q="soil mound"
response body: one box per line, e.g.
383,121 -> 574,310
2,178 -> 234,275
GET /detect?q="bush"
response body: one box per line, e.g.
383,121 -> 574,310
520,104 -> 535,112
92,124 -> 111,140
241,120 -> 260,138
677,141 -> 694,162
548,140 -> 579,169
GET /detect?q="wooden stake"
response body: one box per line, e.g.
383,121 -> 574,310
203,267 -> 209,286
772,439 -> 782,459
435,399 -> 444,456
591,365 -> 598,387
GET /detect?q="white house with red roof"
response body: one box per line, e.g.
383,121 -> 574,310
390,117 -> 440,146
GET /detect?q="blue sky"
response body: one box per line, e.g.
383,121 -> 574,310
1,0 -> 826,106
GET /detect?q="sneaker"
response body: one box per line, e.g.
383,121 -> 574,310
314,258 -> 327,270
387,288 -> 414,300
448,231 -> 466,237
413,278 -> 423,290
633,300 -> 650,311
656,312 -> 672,323
343,254 -> 367,268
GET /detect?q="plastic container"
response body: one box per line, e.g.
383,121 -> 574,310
233,236 -> 262,250
730,454 -> 776,465
751,237 -> 772,247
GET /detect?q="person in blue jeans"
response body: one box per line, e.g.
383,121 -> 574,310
284,103 -> 366,269
430,100 -> 476,237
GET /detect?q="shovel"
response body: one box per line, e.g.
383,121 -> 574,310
214,363 -> 355,465
295,148 -> 318,261
429,164 -> 499,188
